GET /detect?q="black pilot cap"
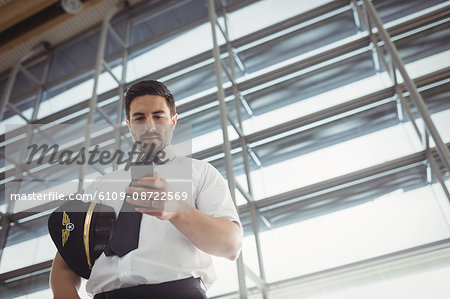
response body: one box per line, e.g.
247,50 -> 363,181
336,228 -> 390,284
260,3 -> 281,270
48,200 -> 116,278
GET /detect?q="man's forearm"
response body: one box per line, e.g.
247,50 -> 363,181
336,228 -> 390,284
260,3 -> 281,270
50,252 -> 81,299
127,178 -> 243,259
169,208 -> 243,260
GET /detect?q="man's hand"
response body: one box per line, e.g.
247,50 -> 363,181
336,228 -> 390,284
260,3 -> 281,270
125,172 -> 243,260
125,172 -> 191,220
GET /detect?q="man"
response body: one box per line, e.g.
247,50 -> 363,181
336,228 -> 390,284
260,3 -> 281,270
50,80 -> 243,298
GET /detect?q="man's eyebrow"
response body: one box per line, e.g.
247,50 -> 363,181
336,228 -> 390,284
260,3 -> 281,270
152,110 -> 167,115
131,110 -> 168,117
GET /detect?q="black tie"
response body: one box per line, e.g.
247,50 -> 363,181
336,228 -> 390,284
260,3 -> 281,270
104,156 -> 168,257
104,193 -> 143,257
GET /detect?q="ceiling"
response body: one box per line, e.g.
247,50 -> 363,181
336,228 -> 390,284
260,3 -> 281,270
0,0 -> 142,74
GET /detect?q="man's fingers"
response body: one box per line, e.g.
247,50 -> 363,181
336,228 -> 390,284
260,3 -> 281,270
137,173 -> 166,188
137,178 -> 166,189
126,196 -> 152,207
125,185 -> 158,194
135,208 -> 162,216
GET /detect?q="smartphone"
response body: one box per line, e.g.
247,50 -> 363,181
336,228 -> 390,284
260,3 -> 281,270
130,162 -> 154,187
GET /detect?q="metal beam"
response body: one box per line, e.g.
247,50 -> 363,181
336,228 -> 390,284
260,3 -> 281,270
238,145 -> 447,215
1,64 -> 20,121
101,59 -> 121,86
0,260 -> 52,282
217,2 -> 269,295
2,70 -> 449,190
193,68 -> 449,162
0,0 -> 259,104
3,232 -> 448,297
2,67 -> 448,183
113,8 -> 131,171
212,238 -> 450,299
77,6 -> 119,193
96,105 -> 116,125
362,0 -> 450,174
4,143 -> 446,246
6,103 -> 29,122
2,0 -> 446,128
3,126 -> 129,179
208,0 -> 248,297
426,149 -> 450,202
0,216 -> 10,261
107,24 -> 125,48
244,264 -> 269,294
218,2 -> 268,297
5,0 -> 445,118
18,65 -> 41,86
31,55 -> 51,120
0,44 -> 46,121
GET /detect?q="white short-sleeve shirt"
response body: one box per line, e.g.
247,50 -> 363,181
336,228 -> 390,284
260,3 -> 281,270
84,152 -> 241,296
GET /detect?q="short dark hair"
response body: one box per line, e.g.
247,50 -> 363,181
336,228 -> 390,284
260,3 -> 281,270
125,80 -> 176,119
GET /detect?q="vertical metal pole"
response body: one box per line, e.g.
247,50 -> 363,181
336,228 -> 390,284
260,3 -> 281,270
424,124 -> 450,201
363,0 -> 450,173
220,2 -> 268,298
78,8 -> 118,193
351,0 -> 390,76
7,124 -> 36,215
208,0 -> 248,298
113,13 -> 131,171
350,0 -> 362,32
31,55 -> 51,121
0,216 -> 10,261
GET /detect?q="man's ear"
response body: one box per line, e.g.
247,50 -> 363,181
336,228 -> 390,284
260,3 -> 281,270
171,113 -> 178,126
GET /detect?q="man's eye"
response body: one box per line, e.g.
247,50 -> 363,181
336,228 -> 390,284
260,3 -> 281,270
134,117 -> 144,121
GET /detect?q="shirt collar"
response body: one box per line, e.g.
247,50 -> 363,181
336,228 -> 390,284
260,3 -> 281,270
160,144 -> 176,164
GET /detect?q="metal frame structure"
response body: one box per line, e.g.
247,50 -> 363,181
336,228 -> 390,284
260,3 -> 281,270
352,0 -> 450,200
208,0 -> 269,297
213,237 -> 450,298
207,0 -> 248,297
0,0 -> 449,298
77,4 -> 124,193
0,43 -> 48,122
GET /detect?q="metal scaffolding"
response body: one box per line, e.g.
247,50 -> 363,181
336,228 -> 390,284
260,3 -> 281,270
207,0 -> 271,297
352,0 -> 450,201
0,0 -> 449,297
77,4 -> 125,193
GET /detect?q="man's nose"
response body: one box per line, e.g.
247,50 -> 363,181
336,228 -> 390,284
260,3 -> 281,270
143,119 -> 156,131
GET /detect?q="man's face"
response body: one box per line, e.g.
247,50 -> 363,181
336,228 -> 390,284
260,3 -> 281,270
127,95 -> 177,154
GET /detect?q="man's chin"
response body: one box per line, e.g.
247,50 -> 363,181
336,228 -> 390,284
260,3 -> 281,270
139,140 -> 163,153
